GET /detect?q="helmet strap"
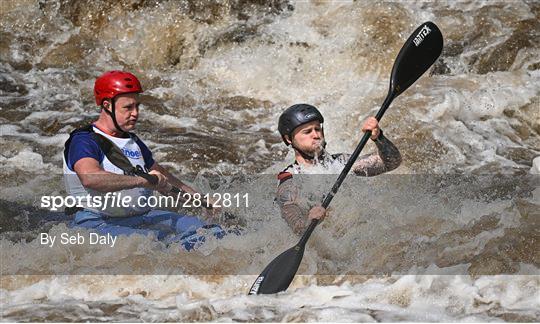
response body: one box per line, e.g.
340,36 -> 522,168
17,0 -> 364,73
102,98 -> 127,136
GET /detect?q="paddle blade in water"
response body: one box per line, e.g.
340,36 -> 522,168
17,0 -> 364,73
248,244 -> 305,295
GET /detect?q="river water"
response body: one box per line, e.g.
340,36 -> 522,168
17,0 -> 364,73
1,0 -> 539,322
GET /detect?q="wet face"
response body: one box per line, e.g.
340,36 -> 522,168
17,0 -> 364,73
288,121 -> 324,156
104,93 -> 140,131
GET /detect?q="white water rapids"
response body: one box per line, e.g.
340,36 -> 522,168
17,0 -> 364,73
1,0 -> 539,321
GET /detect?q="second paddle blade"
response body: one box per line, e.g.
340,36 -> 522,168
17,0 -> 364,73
248,244 -> 306,295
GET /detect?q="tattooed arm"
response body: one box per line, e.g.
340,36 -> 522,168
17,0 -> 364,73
352,130 -> 402,176
276,179 -> 310,235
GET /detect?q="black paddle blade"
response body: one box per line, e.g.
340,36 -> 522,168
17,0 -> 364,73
248,244 -> 305,295
390,21 -> 443,97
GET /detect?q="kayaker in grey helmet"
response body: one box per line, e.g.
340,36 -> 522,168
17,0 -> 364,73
275,104 -> 402,234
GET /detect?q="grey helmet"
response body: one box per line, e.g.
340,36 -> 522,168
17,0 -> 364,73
278,104 -> 324,145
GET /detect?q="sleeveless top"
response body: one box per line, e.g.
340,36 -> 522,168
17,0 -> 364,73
62,125 -> 154,217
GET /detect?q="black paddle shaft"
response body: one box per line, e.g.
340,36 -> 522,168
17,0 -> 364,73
298,94 -> 393,247
94,132 -> 184,195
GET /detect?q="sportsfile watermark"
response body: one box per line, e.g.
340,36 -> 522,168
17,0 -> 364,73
3,174 -> 538,275
41,192 -> 250,211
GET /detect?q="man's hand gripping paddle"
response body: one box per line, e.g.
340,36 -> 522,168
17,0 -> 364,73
248,21 -> 443,295
89,133 -> 180,192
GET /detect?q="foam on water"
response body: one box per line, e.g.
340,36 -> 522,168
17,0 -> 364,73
2,274 -> 538,322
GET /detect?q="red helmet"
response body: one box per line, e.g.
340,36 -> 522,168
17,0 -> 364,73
94,70 -> 143,106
